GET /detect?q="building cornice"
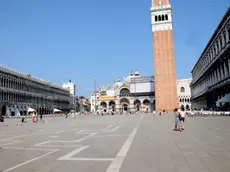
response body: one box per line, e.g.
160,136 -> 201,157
191,7 -> 230,73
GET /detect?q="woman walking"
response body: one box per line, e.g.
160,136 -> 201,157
174,108 -> 180,131
179,107 -> 186,131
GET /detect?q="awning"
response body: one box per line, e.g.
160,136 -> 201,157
27,107 -> 36,112
217,94 -> 230,103
53,108 -> 61,113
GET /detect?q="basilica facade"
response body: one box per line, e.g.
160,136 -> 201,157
91,71 -> 155,113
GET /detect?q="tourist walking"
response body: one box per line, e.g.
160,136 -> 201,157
174,108 -> 180,130
40,113 -> 44,123
179,107 -> 186,131
0,114 -> 4,128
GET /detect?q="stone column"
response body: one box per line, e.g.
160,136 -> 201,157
218,67 -> 222,81
221,64 -> 225,80
222,33 -> 225,48
224,61 -> 228,78
228,58 -> 230,77
211,72 -> 213,85
218,39 -> 221,53
215,68 -> 218,82
226,28 -> 229,43
217,68 -> 220,82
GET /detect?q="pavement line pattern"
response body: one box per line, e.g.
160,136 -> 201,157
58,145 -> 89,160
0,141 -> 23,147
33,140 -> 50,147
1,132 -> 39,141
48,136 -> 59,138
111,126 -> 120,131
38,145 -> 85,148
2,147 -> 58,151
104,120 -> 125,129
56,130 -> 65,134
106,115 -> 144,172
91,134 -> 128,138
60,158 -> 114,161
2,149 -> 59,172
83,125 -> 120,132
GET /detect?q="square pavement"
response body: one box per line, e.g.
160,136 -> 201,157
0,114 -> 230,172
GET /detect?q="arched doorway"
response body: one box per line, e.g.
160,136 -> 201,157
186,105 -> 190,110
134,99 -> 141,111
120,98 -> 129,111
143,99 -> 150,112
123,104 -> 128,111
181,105 -> 185,109
100,102 -> 107,112
109,101 -> 116,112
1,105 -> 6,116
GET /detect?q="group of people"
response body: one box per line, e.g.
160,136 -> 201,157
174,107 -> 187,132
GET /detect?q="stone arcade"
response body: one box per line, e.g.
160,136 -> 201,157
0,66 -> 70,116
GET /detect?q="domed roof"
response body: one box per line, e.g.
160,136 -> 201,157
125,75 -> 135,82
134,70 -> 140,76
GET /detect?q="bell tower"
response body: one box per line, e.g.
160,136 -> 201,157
150,0 -> 178,111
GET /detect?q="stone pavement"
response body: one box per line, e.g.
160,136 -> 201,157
0,114 -> 230,172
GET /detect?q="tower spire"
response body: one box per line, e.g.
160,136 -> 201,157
152,0 -> 169,7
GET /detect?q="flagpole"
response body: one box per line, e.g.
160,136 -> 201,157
94,77 -> 97,112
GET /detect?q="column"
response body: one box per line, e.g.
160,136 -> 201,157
224,61 -> 228,78
216,68 -> 219,82
211,71 -> 214,85
221,64 -> 224,80
218,39 -> 221,53
215,44 -> 218,56
226,28 -> 229,43
228,58 -> 230,77
213,72 -> 215,85
222,33 -> 225,48
215,68 -> 219,82
218,67 -> 222,81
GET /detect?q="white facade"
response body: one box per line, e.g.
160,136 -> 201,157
177,78 -> 192,110
63,82 -> 76,96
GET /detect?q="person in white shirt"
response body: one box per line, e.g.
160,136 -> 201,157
179,107 -> 187,131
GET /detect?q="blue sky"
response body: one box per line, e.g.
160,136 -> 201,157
0,0 -> 229,97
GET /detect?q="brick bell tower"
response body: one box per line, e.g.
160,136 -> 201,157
150,0 -> 178,111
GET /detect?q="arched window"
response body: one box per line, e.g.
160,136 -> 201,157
165,14 -> 168,20
158,15 -> 161,21
162,15 -> 165,21
180,87 -> 185,93
120,88 -> 130,97
155,16 -> 158,22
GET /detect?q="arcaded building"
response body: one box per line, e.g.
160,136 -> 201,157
150,0 -> 178,110
0,66 -> 70,116
191,7 -> 230,110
